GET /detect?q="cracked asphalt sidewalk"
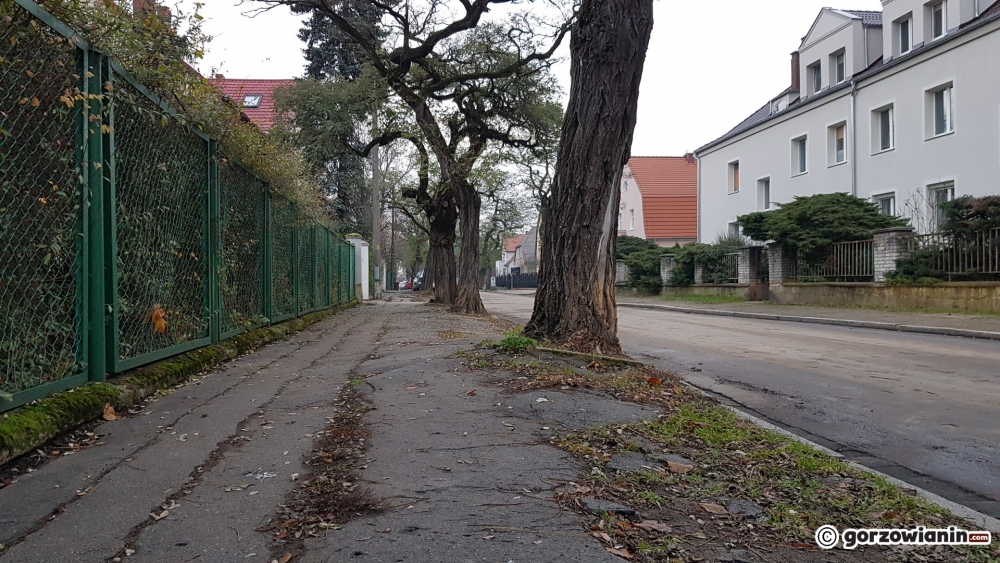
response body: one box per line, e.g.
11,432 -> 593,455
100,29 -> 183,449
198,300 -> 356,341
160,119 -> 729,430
0,299 -> 653,563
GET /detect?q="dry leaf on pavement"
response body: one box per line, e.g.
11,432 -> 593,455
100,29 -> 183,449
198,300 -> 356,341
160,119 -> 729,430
635,520 -> 672,533
699,502 -> 729,515
667,461 -> 694,474
102,404 -> 118,421
605,546 -> 635,559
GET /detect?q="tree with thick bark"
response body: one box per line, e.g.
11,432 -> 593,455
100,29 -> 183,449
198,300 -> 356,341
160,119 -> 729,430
256,0 -> 569,314
525,0 -> 654,354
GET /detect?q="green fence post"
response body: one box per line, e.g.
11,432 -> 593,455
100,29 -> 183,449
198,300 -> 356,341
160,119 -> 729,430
86,50 -> 107,383
292,206 -> 300,318
208,140 -> 221,343
102,56 -> 119,374
263,189 -> 273,324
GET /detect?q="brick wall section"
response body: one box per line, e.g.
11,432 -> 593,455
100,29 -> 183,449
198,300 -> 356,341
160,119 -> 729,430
660,254 -> 676,286
873,227 -> 915,282
767,243 -> 796,283
738,247 -> 765,284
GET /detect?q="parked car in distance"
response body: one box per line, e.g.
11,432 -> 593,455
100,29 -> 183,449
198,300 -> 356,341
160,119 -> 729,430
412,276 -> 423,291
405,279 -> 413,290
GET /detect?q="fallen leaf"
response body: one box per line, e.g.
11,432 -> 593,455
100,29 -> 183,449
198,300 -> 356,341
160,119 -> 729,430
150,510 -> 168,521
147,304 -> 167,335
467,390 -> 477,396
635,520 -> 672,534
482,535 -> 495,540
278,554 -> 292,563
592,532 -> 613,544
691,531 -> 708,539
647,377 -> 662,387
535,397 -> 550,403
885,509 -> 899,520
30,98 -> 40,107
667,461 -> 694,474
290,473 -> 299,482
605,547 -> 634,560
102,404 -> 119,421
699,503 -> 729,515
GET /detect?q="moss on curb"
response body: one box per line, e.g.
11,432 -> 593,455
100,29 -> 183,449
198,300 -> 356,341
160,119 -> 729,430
0,301 -> 358,466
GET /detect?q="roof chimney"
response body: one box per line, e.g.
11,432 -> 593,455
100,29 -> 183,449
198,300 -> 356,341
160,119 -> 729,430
790,51 -> 801,93
684,152 -> 696,165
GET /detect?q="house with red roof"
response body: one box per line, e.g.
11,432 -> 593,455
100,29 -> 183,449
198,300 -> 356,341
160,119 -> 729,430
210,76 -> 296,132
618,155 -> 698,248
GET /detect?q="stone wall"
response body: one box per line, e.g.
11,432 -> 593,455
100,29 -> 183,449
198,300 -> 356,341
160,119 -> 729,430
769,282 -> 1000,313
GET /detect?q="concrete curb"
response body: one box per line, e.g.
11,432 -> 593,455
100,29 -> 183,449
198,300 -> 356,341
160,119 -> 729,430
0,301 -> 357,467
618,302 -> 1000,342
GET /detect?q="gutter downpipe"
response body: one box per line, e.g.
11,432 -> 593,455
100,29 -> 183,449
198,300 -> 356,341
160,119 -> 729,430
850,79 -> 858,197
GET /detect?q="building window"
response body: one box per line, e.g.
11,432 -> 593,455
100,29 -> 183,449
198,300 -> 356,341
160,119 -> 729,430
828,123 -> 847,166
242,94 -> 263,108
835,52 -> 846,84
792,136 -> 808,175
758,178 -> 771,211
928,84 -> 954,137
728,221 -> 740,238
810,62 -> 822,94
873,193 -> 896,216
930,182 -> 954,228
931,1 -> 947,39
728,160 -> 740,194
629,209 -> 635,230
872,105 -> 894,153
898,17 -> 912,54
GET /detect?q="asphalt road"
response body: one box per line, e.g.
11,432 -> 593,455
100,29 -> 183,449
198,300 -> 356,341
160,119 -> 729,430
481,292 -> 1000,518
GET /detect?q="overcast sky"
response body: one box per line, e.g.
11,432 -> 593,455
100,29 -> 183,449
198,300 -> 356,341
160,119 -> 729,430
181,0 -> 882,155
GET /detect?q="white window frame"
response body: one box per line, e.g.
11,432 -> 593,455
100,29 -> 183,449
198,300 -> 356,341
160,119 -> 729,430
728,221 -> 741,238
926,82 -> 955,139
629,209 -> 635,230
872,192 -> 897,216
810,62 -> 823,94
728,160 -> 741,194
834,51 -> 847,84
757,177 -> 772,211
928,181 -> 955,229
791,135 -> 809,176
828,122 -> 848,167
871,104 -> 895,154
930,0 -> 947,40
897,16 -> 913,55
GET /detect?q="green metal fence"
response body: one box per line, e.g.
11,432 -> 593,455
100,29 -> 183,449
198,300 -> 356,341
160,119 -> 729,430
0,0 -> 356,412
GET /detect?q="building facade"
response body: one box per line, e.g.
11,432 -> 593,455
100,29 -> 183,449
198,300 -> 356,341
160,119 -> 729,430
619,156 -> 698,247
696,0 -> 1000,240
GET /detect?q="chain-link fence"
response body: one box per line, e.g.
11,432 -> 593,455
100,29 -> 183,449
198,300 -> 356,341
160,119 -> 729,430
0,0 -> 357,411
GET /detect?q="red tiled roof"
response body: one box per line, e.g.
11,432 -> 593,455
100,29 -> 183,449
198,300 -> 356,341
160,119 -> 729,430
627,156 -> 698,240
211,78 -> 296,132
504,234 -> 526,253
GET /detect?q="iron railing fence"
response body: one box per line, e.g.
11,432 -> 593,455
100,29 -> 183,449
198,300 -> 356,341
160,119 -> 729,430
722,253 -> 739,283
792,240 -> 875,282
0,0 -> 356,412
907,228 -> 1000,280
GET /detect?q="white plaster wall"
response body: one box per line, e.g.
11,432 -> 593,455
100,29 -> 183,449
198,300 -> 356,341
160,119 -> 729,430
619,171 -> 646,238
698,20 -> 1000,239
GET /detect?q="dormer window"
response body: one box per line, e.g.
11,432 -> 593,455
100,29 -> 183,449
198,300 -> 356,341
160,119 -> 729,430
898,17 -> 912,55
809,62 -> 822,94
834,52 -> 846,84
931,1 -> 946,39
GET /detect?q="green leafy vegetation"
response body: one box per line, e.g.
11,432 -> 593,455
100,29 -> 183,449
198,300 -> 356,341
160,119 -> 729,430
739,193 -> 907,263
490,331 -> 538,355
616,236 -> 665,292
668,232 -> 748,286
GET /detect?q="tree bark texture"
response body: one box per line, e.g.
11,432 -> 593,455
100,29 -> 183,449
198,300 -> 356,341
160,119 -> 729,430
424,192 -> 459,305
454,182 -> 488,315
525,0 -> 654,354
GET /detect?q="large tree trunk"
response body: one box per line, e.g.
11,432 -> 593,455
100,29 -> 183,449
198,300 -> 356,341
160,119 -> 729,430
525,0 -> 654,354
424,192 -> 458,304
453,182 -> 488,315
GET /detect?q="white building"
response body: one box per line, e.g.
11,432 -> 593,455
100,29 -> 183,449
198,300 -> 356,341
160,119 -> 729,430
695,0 -> 1000,240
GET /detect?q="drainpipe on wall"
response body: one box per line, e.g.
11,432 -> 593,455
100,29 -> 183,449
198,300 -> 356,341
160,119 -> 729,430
976,0 -> 981,17
850,79 -> 858,197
